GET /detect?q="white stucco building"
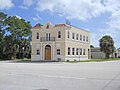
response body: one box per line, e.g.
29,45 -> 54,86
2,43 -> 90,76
31,22 -> 90,61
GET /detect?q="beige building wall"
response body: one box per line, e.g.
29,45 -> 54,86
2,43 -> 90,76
31,22 -> 90,61
64,26 -> 90,61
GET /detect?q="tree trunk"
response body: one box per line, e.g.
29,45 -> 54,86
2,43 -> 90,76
105,53 -> 109,59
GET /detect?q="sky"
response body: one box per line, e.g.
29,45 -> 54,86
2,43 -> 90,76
0,0 -> 120,48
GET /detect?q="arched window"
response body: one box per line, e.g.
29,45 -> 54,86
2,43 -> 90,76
46,25 -> 49,29
58,31 -> 61,38
36,32 -> 39,39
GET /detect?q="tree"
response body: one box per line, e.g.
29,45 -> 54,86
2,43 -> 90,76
90,45 -> 94,48
4,16 -> 32,59
35,23 -> 43,26
99,35 -> 115,59
0,12 -> 32,60
2,35 -> 18,59
0,12 -> 7,59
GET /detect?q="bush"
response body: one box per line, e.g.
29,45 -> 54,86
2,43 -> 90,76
74,59 -> 77,62
66,60 -> 69,62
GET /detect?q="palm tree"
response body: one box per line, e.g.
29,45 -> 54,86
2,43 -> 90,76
99,35 -> 115,59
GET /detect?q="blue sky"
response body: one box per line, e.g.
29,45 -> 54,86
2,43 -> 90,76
0,0 -> 120,48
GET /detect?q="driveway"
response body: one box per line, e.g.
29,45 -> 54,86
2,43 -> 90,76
0,61 -> 120,90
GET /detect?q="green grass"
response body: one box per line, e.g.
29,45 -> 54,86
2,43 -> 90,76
14,58 -> 31,62
13,58 -> 120,63
66,58 -> 120,63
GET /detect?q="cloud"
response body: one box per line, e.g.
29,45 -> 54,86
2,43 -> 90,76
19,0 -> 33,9
23,0 -> 33,7
32,17 -> 39,21
105,0 -> 120,30
19,5 -> 28,10
15,15 -> 22,19
36,0 -> 105,21
0,0 -> 14,10
32,14 -> 42,22
35,0 -> 120,28
90,33 -> 100,47
100,0 -> 120,48
18,0 -> 120,47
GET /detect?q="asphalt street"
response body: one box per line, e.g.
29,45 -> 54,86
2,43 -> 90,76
0,61 -> 120,90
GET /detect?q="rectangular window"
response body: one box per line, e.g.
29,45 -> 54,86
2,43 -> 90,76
46,33 -> 50,41
72,33 -> 75,39
83,35 -> 85,41
86,36 -> 88,42
58,31 -> 61,38
67,31 -> 70,38
57,49 -> 60,55
80,35 -> 82,41
76,34 -> 78,40
76,48 -> 79,55
68,47 -> 70,55
80,48 -> 82,55
83,49 -> 85,55
72,48 -> 75,55
36,49 -> 40,55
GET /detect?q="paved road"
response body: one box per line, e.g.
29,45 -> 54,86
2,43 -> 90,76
0,61 -> 120,90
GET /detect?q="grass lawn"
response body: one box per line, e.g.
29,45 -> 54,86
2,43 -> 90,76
13,58 -> 120,63
13,58 -> 31,62
67,58 -> 120,63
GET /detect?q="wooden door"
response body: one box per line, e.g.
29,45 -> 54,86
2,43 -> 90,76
45,45 -> 51,60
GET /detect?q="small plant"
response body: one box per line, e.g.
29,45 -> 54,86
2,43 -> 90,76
74,59 -> 77,62
66,60 -> 69,62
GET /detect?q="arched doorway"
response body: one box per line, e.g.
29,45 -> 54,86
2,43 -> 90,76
45,45 -> 51,60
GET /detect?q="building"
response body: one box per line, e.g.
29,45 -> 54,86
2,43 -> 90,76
31,22 -> 90,61
117,48 -> 120,58
91,48 -> 105,59
91,47 -> 119,59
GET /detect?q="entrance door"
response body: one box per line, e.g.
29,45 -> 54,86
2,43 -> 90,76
45,45 -> 51,60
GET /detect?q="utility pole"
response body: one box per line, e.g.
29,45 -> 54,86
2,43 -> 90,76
79,48 -> 81,61
0,28 -> 2,59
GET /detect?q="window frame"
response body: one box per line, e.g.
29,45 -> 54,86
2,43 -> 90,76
76,48 -> 79,55
72,33 -> 75,39
80,48 -> 82,55
72,48 -> 75,55
83,35 -> 85,41
67,31 -> 70,38
83,49 -> 85,55
36,32 -> 39,39
80,34 -> 82,41
58,31 -> 61,38
36,49 -> 40,55
46,25 -> 49,29
86,36 -> 88,42
68,47 -> 70,55
57,49 -> 60,55
76,34 -> 79,40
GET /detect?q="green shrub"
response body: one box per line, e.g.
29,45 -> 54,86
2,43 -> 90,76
66,60 -> 69,62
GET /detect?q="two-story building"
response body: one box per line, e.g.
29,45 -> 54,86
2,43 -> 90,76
31,22 -> 90,61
